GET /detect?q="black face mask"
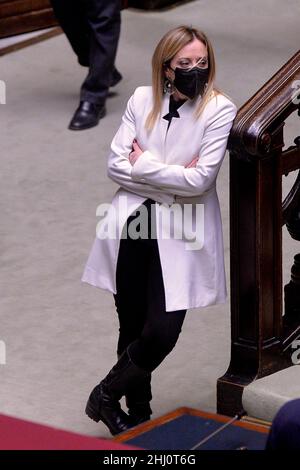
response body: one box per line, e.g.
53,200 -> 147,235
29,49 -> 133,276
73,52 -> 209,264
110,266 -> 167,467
169,65 -> 209,100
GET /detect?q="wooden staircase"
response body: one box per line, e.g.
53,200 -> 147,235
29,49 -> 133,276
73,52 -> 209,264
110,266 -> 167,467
217,49 -> 300,416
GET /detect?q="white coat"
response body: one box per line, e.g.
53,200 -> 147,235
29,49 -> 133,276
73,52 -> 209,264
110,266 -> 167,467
81,85 -> 237,311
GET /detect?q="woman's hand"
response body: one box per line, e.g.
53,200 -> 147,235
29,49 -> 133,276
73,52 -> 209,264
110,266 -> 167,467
129,139 -> 143,166
184,156 -> 199,168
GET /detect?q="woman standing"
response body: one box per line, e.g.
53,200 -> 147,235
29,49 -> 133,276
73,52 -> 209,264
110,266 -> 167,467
81,25 -> 237,436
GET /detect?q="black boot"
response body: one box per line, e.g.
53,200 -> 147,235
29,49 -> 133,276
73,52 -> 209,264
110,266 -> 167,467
85,348 -> 150,435
118,353 -> 152,427
126,376 -> 152,426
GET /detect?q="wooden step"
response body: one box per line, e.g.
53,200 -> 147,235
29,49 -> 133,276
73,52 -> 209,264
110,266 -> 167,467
113,407 -> 269,450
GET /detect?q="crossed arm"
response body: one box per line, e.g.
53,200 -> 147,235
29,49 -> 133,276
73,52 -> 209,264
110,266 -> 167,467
107,90 -> 237,201
107,94 -> 176,205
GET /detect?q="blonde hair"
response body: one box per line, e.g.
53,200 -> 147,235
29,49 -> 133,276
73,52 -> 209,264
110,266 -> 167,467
145,25 -> 227,131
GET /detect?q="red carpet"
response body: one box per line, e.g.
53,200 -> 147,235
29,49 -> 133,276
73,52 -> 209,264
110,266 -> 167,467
0,414 -> 141,450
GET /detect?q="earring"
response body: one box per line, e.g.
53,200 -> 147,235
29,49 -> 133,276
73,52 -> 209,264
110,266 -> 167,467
199,82 -> 208,98
163,78 -> 174,95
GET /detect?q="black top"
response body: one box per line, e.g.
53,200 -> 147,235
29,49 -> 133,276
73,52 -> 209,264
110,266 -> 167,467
163,94 -> 187,129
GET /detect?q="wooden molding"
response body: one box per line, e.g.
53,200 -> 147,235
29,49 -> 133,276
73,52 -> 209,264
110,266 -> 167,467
0,26 -> 61,56
112,407 -> 270,444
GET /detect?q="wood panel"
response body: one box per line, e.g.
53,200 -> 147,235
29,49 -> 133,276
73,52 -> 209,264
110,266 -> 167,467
0,9 -> 57,38
0,0 -> 128,39
0,0 -> 49,17
0,0 -> 178,40
0,0 -> 56,38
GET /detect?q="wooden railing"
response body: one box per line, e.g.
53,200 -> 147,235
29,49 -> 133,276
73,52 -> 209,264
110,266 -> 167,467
217,50 -> 300,416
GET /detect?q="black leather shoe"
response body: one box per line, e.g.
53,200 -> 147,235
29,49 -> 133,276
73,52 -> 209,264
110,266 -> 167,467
68,101 -> 106,131
85,348 -> 150,436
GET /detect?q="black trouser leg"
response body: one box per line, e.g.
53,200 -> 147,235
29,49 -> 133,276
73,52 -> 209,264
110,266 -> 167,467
113,237 -> 148,356
113,203 -> 153,421
114,199 -> 187,373
50,0 -> 90,65
80,0 -> 122,105
126,240 -> 187,372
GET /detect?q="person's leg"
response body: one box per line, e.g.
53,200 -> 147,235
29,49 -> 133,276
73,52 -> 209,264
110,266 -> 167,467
80,0 -> 122,105
127,234 -> 187,372
69,0 -> 122,130
113,205 -> 153,424
116,198 -> 186,419
50,0 -> 90,66
85,200 -> 186,435
85,202 -> 152,434
113,237 -> 149,356
265,399 -> 300,450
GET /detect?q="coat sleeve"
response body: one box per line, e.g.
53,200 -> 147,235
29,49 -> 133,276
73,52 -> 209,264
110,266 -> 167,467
130,96 -> 237,197
107,89 -> 175,205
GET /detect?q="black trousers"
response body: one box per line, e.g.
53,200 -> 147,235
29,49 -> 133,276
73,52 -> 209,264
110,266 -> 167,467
113,198 -> 187,372
50,0 -> 121,105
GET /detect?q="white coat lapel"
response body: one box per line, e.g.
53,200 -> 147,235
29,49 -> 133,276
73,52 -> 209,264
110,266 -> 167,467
157,93 -> 194,145
161,94 -> 202,163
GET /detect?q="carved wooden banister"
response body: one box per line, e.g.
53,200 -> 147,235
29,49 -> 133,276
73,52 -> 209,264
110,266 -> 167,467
217,49 -> 300,416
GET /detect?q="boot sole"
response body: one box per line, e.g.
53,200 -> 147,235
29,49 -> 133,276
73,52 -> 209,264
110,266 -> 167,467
85,400 -> 101,423
85,398 -> 127,436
